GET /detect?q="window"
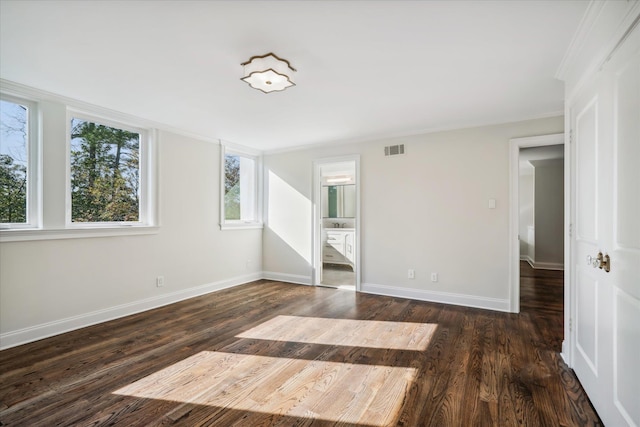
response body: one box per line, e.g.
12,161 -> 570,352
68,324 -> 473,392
220,145 -> 261,229
0,95 -> 39,229
0,82 -> 157,242
68,114 -> 150,226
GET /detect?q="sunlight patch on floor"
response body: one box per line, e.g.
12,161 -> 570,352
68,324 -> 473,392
114,351 -> 416,426
237,315 -> 437,350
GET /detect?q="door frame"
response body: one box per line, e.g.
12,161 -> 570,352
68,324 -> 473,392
508,133 -> 569,358
312,155 -> 361,290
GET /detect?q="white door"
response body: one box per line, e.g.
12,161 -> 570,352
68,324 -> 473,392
571,24 -> 640,427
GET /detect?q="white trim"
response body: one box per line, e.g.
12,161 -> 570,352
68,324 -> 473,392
262,271 -> 312,286
0,82 -> 160,241
0,225 -> 159,242
218,139 -> 262,157
0,79 -> 221,145
530,261 -> 565,271
361,283 -> 510,313
219,142 -> 263,230
0,272 -> 261,350
0,93 -> 41,229
555,1 -> 605,81
1,271 -> 522,350
264,112 -> 564,155
561,339 -> 570,364
219,223 -> 264,231
65,110 -> 154,228
520,255 -> 535,268
509,133 -> 565,313
520,255 -> 564,271
557,1 -> 640,101
312,155 -> 361,291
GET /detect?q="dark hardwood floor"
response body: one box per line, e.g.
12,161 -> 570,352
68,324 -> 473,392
519,261 -> 565,352
0,274 -> 602,426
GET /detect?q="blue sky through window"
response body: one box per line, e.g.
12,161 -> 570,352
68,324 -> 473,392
0,99 -> 28,167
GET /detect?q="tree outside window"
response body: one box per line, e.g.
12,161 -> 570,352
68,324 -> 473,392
223,151 -> 257,224
70,118 -> 140,223
0,99 -> 28,224
224,154 -> 241,220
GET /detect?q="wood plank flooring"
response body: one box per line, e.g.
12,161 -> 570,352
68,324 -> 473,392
519,261 -> 565,352
0,276 -> 602,426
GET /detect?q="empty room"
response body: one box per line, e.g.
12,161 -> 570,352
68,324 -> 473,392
1,1 -> 638,426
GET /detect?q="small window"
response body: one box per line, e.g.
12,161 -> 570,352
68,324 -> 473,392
221,145 -> 261,229
69,115 -> 147,225
0,95 -> 39,228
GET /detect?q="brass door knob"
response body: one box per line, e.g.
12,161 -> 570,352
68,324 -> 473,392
601,253 -> 611,273
587,253 -> 611,272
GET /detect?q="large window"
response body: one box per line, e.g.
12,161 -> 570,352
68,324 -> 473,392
69,114 -> 147,225
221,145 -> 261,229
0,84 -> 157,242
0,95 -> 39,228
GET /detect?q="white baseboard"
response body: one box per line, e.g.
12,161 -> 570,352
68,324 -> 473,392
0,272 -> 262,350
361,283 -> 511,312
520,256 -> 564,271
520,255 -> 535,268
262,271 -> 312,286
561,340 -> 570,365
532,261 -> 564,271
0,272 -> 512,350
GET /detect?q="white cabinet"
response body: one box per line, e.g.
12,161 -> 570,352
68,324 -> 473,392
345,232 -> 355,263
323,230 -> 355,267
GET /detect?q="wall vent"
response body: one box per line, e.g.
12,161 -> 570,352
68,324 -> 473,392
384,144 -> 405,156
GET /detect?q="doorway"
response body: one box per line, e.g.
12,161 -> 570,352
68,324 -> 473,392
313,156 -> 360,290
517,143 -> 565,352
509,133 -> 566,317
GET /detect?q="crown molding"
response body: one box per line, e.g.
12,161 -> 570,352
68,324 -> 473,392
556,0 -> 640,99
0,79 -> 220,145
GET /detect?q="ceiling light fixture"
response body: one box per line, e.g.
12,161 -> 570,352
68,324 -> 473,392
241,53 -> 296,93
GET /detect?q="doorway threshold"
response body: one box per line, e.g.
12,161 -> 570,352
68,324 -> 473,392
317,284 -> 355,291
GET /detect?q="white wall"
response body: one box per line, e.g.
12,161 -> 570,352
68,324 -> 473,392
0,99 -> 262,347
531,158 -> 564,267
519,164 -> 534,262
0,109 -> 563,347
264,116 -> 564,310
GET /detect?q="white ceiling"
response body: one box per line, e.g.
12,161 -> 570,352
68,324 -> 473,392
0,1 -> 588,151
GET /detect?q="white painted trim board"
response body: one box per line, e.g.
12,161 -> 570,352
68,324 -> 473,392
0,273 -> 261,350
2,272 -> 513,350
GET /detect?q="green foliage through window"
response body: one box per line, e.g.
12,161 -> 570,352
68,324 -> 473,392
224,154 -> 241,220
223,152 -> 257,223
70,118 -> 140,222
0,99 -> 28,224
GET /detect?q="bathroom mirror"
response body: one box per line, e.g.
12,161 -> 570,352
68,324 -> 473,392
322,185 -> 356,218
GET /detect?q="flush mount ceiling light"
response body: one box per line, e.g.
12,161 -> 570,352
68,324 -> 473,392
241,53 -> 296,93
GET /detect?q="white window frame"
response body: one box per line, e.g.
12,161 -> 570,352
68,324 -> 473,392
66,109 -> 155,229
0,81 -> 158,242
219,142 -> 263,230
0,93 -> 41,230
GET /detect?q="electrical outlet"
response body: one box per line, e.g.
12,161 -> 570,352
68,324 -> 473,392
408,269 -> 415,279
431,273 -> 438,282
156,276 -> 164,287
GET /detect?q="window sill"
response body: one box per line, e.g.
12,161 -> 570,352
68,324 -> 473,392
219,222 -> 264,231
0,226 -> 159,242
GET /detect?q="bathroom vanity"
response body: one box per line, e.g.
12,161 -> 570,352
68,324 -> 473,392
323,229 -> 355,268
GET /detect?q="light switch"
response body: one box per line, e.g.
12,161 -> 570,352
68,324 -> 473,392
488,199 -> 496,209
